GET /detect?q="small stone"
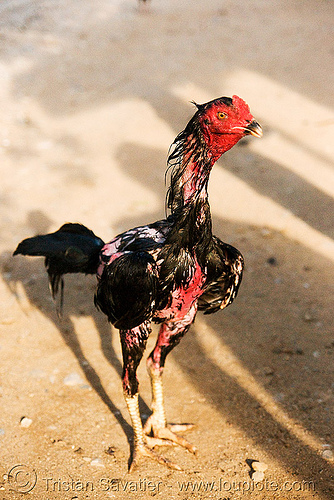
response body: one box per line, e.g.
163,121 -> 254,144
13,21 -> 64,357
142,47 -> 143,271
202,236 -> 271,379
20,416 -> 33,428
322,449 -> 333,460
252,461 -> 268,472
63,373 -> 84,386
90,458 -> 105,467
105,446 -> 116,456
0,428 -> 5,435
51,438 -> 65,446
252,471 -> 265,482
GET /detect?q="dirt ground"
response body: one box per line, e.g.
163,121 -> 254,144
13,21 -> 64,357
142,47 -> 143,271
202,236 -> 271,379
0,0 -> 333,498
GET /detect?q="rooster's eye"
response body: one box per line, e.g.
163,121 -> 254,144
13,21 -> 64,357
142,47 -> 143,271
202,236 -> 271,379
217,112 -> 228,120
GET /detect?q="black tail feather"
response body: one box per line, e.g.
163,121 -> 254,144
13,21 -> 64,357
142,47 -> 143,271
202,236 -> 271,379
14,223 -> 105,307
49,274 -> 64,317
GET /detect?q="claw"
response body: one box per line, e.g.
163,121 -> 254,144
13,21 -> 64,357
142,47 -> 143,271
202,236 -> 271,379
144,414 -> 197,455
155,425 -> 197,455
168,426 -> 198,455
145,435 -> 177,448
129,443 -> 182,472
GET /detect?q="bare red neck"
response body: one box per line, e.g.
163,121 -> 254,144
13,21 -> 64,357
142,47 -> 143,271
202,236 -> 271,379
172,133 -> 240,210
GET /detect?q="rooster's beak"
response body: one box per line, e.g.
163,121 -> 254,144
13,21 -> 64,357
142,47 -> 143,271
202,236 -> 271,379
246,120 -> 263,138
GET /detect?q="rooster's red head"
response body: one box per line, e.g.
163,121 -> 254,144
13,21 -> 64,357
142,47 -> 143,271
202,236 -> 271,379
193,95 -> 262,160
167,95 -> 262,211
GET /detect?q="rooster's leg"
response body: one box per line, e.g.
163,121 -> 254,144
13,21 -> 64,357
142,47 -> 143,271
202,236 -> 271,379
120,323 -> 182,471
144,305 -> 197,454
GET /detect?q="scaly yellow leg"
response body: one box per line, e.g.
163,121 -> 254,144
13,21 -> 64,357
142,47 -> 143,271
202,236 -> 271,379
124,392 -> 182,472
143,363 -> 197,455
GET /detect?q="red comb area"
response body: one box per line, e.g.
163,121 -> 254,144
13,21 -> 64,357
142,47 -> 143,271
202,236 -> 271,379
232,95 -> 252,118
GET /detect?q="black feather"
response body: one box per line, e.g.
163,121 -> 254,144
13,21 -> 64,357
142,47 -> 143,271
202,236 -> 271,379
14,223 -> 104,304
95,251 -> 159,330
198,237 -> 244,314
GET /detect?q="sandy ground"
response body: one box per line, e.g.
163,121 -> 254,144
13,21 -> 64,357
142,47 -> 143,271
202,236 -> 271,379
0,0 -> 334,498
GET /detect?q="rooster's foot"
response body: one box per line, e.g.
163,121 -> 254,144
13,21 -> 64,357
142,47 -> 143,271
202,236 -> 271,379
144,416 -> 197,455
129,441 -> 182,472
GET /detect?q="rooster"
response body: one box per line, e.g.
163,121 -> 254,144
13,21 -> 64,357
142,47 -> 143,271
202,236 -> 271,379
14,95 -> 262,470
